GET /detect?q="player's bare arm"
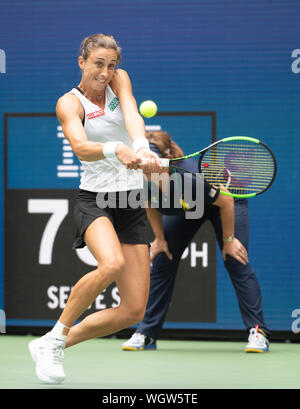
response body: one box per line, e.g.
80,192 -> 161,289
110,69 -> 146,140
110,69 -> 161,171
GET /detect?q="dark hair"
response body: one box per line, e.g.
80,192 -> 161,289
146,131 -> 184,159
80,34 -> 122,64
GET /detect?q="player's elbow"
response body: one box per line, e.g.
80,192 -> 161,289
72,142 -> 88,161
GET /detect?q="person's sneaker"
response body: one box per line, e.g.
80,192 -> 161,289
245,326 -> 269,353
122,333 -> 156,351
29,333 -> 66,384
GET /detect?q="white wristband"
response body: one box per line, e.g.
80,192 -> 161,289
132,137 -> 150,153
103,141 -> 122,158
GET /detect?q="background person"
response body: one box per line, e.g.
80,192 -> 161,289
122,131 -> 270,353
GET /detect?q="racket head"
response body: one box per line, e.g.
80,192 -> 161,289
198,136 -> 277,198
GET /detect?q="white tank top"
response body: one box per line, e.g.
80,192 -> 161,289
71,86 -> 143,192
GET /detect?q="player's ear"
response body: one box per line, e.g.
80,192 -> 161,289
78,56 -> 85,71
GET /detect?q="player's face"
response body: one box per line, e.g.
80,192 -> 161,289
79,47 -> 117,90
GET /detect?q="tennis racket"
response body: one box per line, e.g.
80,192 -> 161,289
156,136 -> 277,198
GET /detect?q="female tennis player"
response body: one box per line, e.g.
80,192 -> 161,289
122,131 -> 271,353
29,33 -> 161,384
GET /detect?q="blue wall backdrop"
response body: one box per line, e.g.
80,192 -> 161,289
0,0 -> 299,332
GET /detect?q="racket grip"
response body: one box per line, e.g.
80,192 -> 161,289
139,158 -> 149,166
160,158 -> 170,167
139,158 -> 170,167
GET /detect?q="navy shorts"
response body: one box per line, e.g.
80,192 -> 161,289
72,189 -> 150,249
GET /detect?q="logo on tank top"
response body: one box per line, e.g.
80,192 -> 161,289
108,97 -> 120,111
87,109 -> 105,119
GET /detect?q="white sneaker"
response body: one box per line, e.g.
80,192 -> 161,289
122,333 -> 156,351
29,333 -> 66,384
245,326 -> 269,353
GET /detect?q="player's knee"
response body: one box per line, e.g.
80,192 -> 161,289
98,256 -> 125,280
133,306 -> 146,324
123,305 -> 146,326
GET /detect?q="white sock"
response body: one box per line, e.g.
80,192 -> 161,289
49,321 -> 70,342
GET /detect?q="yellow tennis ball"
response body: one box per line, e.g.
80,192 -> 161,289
139,100 -> 158,118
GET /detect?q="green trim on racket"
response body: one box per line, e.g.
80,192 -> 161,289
219,191 -> 257,198
222,136 -> 259,144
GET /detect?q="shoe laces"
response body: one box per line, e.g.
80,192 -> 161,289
50,343 -> 64,365
40,338 -> 65,365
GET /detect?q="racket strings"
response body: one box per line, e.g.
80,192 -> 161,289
201,141 -> 275,194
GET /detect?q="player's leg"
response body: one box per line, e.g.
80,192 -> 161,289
59,216 -> 125,330
66,243 -> 150,347
29,216 -> 125,383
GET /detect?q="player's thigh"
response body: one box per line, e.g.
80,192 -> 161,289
83,216 -> 125,271
116,243 -> 150,311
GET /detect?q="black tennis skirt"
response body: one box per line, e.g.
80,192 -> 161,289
72,189 -> 150,249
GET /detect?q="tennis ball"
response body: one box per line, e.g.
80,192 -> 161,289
139,100 -> 158,118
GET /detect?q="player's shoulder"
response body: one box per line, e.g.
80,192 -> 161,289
57,91 -> 80,106
110,68 -> 132,96
114,68 -> 130,80
57,91 -> 82,110
56,91 -> 83,119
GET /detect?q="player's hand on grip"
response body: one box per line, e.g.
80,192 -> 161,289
150,238 -> 173,263
115,143 -> 141,170
138,150 -> 163,173
222,238 -> 248,265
